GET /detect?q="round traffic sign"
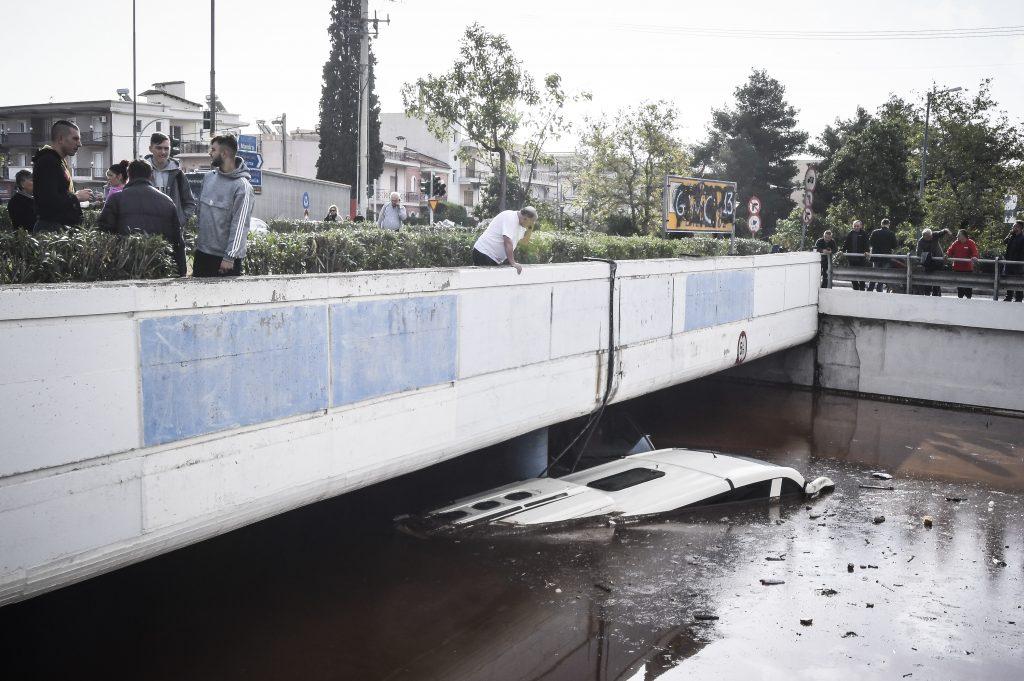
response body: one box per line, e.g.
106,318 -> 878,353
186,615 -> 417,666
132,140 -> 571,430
748,215 -> 762,233
302,192 -> 311,209
804,166 -> 817,192
803,190 -> 814,209
747,196 -> 762,215
802,207 -> 814,226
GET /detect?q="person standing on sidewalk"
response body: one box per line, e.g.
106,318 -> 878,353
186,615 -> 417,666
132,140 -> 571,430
31,120 -> 94,231
1002,220 -> 1024,302
915,228 -> 951,296
842,220 -> 870,290
6,170 -> 35,230
813,230 -> 838,287
145,132 -> 197,229
869,218 -> 898,292
194,135 -> 254,277
471,206 -> 538,274
376,191 -> 407,230
945,229 -> 979,299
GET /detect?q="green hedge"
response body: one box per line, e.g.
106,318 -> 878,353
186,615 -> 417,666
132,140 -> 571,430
0,205 -> 770,284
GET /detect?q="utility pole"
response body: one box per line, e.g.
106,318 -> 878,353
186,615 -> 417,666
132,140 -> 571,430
555,160 -> 562,230
357,0 -> 369,217
273,113 -> 288,174
918,85 -> 962,201
132,0 -> 137,158
429,170 -> 435,225
210,0 -> 216,137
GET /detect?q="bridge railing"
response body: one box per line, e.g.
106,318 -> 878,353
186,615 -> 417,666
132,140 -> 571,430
828,253 -> 1024,299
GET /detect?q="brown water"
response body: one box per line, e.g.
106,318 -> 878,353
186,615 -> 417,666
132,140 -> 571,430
1,380 -> 1021,680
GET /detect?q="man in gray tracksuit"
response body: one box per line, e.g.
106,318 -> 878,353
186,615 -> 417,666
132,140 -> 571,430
194,134 -> 255,277
145,132 -> 196,228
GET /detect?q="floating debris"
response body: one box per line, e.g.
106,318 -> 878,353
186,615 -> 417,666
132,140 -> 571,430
800,618 -> 813,626
992,558 -> 1007,568
841,631 -> 859,638
873,515 -> 886,524
760,579 -> 786,586
922,516 -> 934,528
818,588 -> 839,597
765,555 -> 786,562
859,485 -> 896,491
693,613 -> 719,621
871,472 -> 893,480
945,497 -> 966,503
848,563 -> 855,572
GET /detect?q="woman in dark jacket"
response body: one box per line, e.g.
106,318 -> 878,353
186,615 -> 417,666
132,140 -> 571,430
1003,220 -> 1024,302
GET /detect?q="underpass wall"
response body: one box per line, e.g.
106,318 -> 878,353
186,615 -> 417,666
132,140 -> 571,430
0,252 -> 818,604
729,288 -> 1024,413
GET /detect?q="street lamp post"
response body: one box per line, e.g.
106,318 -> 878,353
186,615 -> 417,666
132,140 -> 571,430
918,85 -> 963,200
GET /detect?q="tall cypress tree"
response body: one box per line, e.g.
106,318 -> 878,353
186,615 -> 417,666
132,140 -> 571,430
317,0 -> 383,193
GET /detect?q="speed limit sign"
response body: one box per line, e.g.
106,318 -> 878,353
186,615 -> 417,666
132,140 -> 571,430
748,214 -> 762,233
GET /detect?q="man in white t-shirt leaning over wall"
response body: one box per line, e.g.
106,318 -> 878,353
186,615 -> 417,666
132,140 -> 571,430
471,206 -> 538,274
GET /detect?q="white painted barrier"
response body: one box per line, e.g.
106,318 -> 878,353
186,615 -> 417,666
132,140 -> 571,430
0,252 -> 819,604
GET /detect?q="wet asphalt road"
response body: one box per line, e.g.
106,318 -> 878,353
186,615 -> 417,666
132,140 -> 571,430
0,379 -> 1020,680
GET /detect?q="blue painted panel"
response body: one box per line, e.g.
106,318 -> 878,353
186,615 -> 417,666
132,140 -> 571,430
684,272 -> 718,331
331,296 -> 457,406
683,271 -> 753,331
140,306 -> 329,446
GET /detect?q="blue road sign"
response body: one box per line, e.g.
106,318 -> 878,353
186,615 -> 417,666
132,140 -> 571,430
238,150 -> 263,169
248,169 -> 262,189
302,192 -> 310,209
238,134 -> 258,153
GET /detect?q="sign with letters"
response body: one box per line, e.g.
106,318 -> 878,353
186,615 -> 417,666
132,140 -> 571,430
663,175 -> 737,235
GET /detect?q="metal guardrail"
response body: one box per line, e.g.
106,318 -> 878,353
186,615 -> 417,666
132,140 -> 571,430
827,253 -> 1024,300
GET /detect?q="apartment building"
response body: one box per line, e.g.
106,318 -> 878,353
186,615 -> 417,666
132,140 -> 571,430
0,81 -> 246,189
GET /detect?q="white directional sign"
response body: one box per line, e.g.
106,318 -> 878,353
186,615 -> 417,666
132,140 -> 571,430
748,214 -> 762,233
747,195 -> 762,215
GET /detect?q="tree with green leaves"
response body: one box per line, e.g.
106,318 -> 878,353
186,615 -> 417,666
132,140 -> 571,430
317,0 -> 384,190
402,23 -> 546,212
573,101 -> 689,235
919,80 -> 1024,254
693,70 -> 807,235
473,170 -> 527,221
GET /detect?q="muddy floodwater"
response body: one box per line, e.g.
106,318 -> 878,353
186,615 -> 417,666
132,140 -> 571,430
2,380 -> 1022,680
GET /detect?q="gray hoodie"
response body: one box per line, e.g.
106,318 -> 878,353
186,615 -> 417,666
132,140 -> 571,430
144,154 -> 197,227
196,158 -> 255,261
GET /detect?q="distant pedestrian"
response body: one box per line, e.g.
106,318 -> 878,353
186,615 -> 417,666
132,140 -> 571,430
377,191 -> 407,230
31,120 -> 94,231
869,218 -> 898,292
324,205 -> 339,222
145,132 -> 196,228
1002,220 -> 1024,302
6,169 -> 35,230
97,160 -> 187,276
471,206 -> 538,274
915,228 -> 950,296
842,220 -> 870,290
194,134 -> 255,277
104,160 -> 129,201
813,229 -> 838,287
945,229 -> 979,299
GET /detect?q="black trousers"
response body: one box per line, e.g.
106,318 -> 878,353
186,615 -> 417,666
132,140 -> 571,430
848,259 -> 868,290
956,287 -> 973,299
1005,290 -> 1024,302
193,250 -> 242,277
472,248 -> 501,266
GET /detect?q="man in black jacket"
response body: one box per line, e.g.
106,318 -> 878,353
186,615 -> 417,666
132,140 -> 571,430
98,160 -> 187,276
6,170 -> 35,230
869,218 -> 898,292
31,120 -> 94,231
843,220 -> 870,290
813,229 -> 838,287
1003,220 -> 1024,302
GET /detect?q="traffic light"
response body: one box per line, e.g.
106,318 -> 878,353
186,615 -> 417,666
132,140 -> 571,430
170,137 -> 181,157
202,110 -> 212,131
419,178 -> 430,197
432,177 -> 447,197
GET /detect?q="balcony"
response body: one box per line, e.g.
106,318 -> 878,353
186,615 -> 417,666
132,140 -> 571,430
80,130 -> 107,145
375,189 -> 423,204
0,131 -> 42,148
179,140 -> 209,155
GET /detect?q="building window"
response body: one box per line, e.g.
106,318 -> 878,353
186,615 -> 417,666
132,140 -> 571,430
135,119 -> 142,133
16,153 -> 27,167
156,122 -> 162,132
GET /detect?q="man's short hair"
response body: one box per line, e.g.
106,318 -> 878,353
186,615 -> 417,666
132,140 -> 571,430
128,160 -> 152,181
390,191 -> 400,200
14,169 -> 32,189
881,218 -> 890,227
823,229 -> 833,236
852,219 -> 863,228
51,119 -> 79,141
520,206 -> 538,219
211,134 -> 238,154
150,132 -> 169,146
922,228 -> 933,237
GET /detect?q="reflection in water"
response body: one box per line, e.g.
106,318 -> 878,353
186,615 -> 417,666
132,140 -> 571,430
0,379 -> 1021,681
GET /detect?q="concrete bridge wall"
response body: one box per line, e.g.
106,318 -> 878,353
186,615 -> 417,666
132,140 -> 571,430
730,288 -> 1024,413
0,252 -> 819,604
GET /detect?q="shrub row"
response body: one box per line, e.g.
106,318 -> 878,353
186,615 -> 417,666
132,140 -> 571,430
0,206 -> 770,284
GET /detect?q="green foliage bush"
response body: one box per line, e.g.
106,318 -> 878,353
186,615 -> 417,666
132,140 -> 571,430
1,204 -> 769,285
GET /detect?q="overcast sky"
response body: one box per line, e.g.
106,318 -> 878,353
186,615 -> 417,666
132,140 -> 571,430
6,0 -> 1024,151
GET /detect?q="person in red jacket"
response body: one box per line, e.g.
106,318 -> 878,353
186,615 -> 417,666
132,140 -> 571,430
945,229 -> 979,298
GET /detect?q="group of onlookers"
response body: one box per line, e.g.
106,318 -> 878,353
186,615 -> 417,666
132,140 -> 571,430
3,121 -> 254,278
814,218 -> 1024,301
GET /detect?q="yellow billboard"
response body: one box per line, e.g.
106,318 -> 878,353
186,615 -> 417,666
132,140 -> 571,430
663,176 -> 737,235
